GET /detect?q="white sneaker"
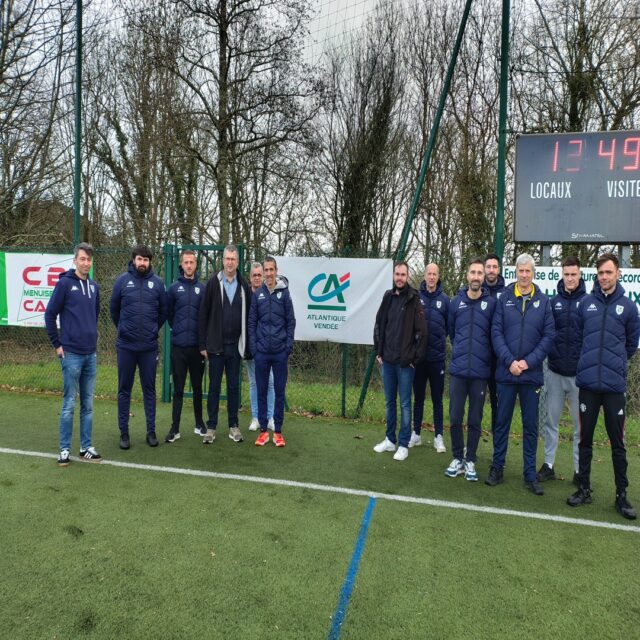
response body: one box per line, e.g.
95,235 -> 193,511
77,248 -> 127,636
408,432 -> 422,448
393,446 -> 409,461
464,460 -> 478,482
444,458 -> 465,477
434,434 -> 447,453
267,418 -> 275,431
373,437 -> 396,453
248,418 -> 259,431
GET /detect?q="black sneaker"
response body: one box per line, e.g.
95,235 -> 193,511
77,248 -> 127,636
536,463 -> 555,482
525,480 -> 544,496
119,433 -> 130,450
615,492 -> 637,520
146,431 -> 159,447
57,449 -> 71,467
567,487 -> 592,507
165,430 -> 181,443
194,425 -> 207,436
485,466 -> 504,486
79,446 -> 102,463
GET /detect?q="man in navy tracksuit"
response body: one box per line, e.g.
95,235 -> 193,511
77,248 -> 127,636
248,256 -> 296,447
484,252 -> 506,433
567,253 -> 640,520
45,243 -> 102,466
110,244 -> 168,449
198,244 -> 251,444
445,259 -> 495,482
411,263 -> 449,453
165,250 -> 206,443
537,256 -> 586,484
487,253 -> 555,495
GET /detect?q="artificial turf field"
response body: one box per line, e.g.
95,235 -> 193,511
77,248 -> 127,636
1,391 -> 639,639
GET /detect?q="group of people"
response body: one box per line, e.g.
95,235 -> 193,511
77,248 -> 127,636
45,244 -> 295,464
45,244 -> 638,521
373,252 -> 639,521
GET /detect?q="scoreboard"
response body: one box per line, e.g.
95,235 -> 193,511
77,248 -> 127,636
514,131 -> 640,243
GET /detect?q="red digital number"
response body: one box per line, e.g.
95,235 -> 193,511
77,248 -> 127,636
598,138 -> 616,170
566,139 -> 582,172
623,137 -> 640,170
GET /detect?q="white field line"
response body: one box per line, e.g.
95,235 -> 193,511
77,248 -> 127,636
2,446 -> 639,534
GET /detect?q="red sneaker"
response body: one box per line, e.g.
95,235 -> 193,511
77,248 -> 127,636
255,431 -> 270,446
273,433 -> 286,447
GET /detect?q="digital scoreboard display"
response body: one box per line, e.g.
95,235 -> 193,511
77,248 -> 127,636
514,131 -> 640,243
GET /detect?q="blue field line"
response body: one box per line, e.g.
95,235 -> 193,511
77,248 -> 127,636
328,496 -> 377,640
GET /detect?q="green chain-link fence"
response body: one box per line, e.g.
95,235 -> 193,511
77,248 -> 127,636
0,246 -> 391,423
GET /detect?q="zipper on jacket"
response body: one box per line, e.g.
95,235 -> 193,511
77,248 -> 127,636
467,303 -> 475,375
597,298 -> 609,387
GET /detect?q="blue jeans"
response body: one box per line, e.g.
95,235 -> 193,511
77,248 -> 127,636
59,351 -> 97,450
206,343 -> 241,429
255,351 -> 288,433
245,358 -> 274,420
382,362 -> 415,448
492,383 -> 540,481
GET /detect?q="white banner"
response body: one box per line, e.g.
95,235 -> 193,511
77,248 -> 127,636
275,257 -> 393,344
0,253 -> 73,327
504,265 -> 640,307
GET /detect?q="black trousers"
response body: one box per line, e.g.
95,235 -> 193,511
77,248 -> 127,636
577,388 -> 628,492
171,345 -> 205,431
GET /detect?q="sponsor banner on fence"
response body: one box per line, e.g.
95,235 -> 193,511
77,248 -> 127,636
0,253 -> 73,327
504,265 -> 640,306
275,257 -> 393,345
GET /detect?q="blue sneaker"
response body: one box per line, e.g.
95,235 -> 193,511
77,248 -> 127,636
464,460 -> 478,482
444,458 -> 465,477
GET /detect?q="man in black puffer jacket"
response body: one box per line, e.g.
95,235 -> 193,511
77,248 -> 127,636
110,244 -> 168,449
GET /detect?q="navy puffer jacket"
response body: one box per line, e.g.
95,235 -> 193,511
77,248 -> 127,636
248,276 -> 296,355
167,271 -> 204,348
110,262 -> 168,351
492,282 -> 555,386
418,280 -> 449,362
548,278 -> 587,376
575,281 -> 640,393
448,286 -> 496,380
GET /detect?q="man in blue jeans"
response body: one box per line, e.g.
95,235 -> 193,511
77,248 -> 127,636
373,261 -> 427,462
45,242 -> 102,466
487,253 -> 554,494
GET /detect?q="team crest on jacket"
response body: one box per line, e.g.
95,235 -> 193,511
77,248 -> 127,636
616,305 -> 624,315
497,292 -> 503,299
533,300 -> 539,308
90,284 -> 95,293
277,292 -> 282,299
436,301 -> 442,309
148,281 -> 154,289
481,301 -> 487,310
195,287 -> 200,295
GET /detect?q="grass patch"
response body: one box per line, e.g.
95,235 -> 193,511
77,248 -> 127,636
1,390 -> 639,638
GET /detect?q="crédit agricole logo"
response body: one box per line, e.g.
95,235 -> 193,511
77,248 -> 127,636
306,272 -> 350,330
